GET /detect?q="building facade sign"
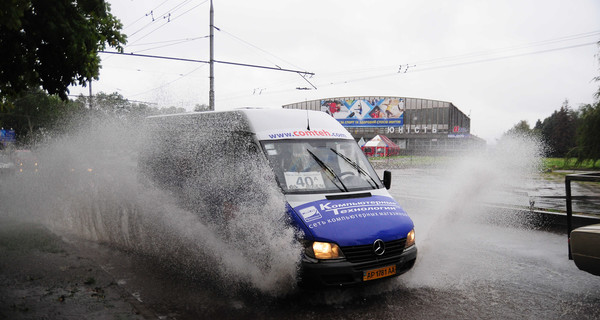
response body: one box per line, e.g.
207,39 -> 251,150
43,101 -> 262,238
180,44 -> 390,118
386,126 -> 440,134
321,98 -> 404,127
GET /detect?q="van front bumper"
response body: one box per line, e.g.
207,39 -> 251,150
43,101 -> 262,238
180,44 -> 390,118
299,245 -> 417,286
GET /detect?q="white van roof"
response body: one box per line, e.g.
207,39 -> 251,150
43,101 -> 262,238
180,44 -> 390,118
146,108 -> 354,141
238,108 -> 353,141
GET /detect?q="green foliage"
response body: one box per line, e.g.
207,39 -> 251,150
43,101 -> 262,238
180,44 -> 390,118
158,106 -> 187,114
543,158 -> 599,170
0,0 -> 126,101
0,88 -> 85,144
194,104 -> 211,112
509,100 -> 599,167
72,92 -> 186,119
0,90 -> 177,145
573,102 -> 600,166
570,44 -> 600,166
503,120 -> 535,138
538,100 -> 578,157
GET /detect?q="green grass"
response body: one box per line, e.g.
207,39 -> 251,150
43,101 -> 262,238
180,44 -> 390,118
369,155 -> 450,166
369,155 -> 600,171
543,158 -> 600,171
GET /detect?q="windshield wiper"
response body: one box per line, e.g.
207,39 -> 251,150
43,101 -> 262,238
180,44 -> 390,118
329,148 -> 379,189
307,149 -> 348,192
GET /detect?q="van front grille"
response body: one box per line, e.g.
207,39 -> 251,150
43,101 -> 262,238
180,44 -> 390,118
341,238 -> 406,263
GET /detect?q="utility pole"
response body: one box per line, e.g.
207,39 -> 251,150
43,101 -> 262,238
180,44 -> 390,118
88,79 -> 93,109
209,0 -> 215,111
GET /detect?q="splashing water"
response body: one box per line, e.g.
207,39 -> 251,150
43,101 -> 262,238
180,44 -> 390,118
285,134 -> 550,303
391,134 -> 547,289
1,115 -> 566,304
0,115 -> 301,296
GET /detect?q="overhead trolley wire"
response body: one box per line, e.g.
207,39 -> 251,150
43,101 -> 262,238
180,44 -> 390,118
215,27 -> 315,91
314,40 -> 599,89
128,0 -> 194,37
123,0 -> 171,31
220,33 -> 600,101
414,41 -> 598,73
98,51 -> 314,76
216,28 -> 308,72
127,0 -> 208,45
129,2 -> 207,45
128,64 -> 208,98
131,36 -> 210,53
411,29 -> 600,66
307,30 -> 600,84
126,36 -> 210,47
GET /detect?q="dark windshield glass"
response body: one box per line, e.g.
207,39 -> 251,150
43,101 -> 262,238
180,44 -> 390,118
260,139 -> 383,194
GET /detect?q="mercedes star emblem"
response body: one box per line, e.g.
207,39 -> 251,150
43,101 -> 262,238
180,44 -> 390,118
373,239 -> 385,256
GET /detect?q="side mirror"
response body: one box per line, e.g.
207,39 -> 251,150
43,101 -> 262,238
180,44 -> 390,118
383,170 -> 392,189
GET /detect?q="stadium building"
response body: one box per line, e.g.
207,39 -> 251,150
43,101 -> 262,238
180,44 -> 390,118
282,96 -> 486,154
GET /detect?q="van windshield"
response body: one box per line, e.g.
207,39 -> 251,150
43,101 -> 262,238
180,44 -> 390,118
261,139 -> 383,194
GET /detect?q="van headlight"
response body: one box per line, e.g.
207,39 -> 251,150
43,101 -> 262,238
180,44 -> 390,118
405,229 -> 415,248
307,241 -> 344,259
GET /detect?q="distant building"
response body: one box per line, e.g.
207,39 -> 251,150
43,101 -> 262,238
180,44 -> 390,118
283,96 -> 485,154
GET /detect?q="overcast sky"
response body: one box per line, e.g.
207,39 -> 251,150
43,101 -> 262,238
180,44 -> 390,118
68,0 -> 600,143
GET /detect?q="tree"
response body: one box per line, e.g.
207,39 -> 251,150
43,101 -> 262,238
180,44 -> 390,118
73,92 -> 156,122
159,106 -> 187,114
0,0 -> 126,102
87,92 -> 132,116
0,88 -> 85,144
532,119 -> 543,136
539,100 -> 578,157
194,104 -> 210,112
574,103 -> 600,166
504,120 -> 533,138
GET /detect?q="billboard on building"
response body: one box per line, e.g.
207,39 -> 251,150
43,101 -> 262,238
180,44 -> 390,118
321,98 -> 404,127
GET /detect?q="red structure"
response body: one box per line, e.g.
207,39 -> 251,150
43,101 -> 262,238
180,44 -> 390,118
361,135 -> 400,157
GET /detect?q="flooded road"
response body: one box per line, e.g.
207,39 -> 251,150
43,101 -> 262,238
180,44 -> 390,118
3,214 -> 600,320
48,186 -> 600,319
2,182 -> 600,319
6,167 -> 595,320
1,127 -> 599,319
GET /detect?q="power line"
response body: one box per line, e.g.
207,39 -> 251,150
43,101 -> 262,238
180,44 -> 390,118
98,51 -> 315,75
216,27 -> 314,91
128,0 -> 195,37
216,27 -> 307,72
411,30 -> 600,67
123,0 -> 171,31
128,64 -> 207,98
414,41 -> 598,73
126,36 -> 209,47
127,3 -> 206,46
100,51 -> 209,63
294,30 -> 600,86
213,60 -> 314,75
315,40 -> 599,89
218,38 -> 599,101
133,36 -> 209,53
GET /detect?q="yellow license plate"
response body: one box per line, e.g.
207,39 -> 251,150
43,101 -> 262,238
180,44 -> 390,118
363,265 -> 396,281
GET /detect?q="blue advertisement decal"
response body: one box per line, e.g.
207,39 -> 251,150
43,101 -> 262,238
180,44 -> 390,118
0,128 -> 16,145
321,98 -> 404,127
290,195 -> 414,246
